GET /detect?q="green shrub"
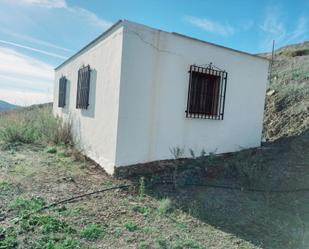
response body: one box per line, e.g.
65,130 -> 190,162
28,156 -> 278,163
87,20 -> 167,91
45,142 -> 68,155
138,241 -> 149,249
19,214 -> 75,235
47,147 -> 57,154
31,237 -> 78,249
158,198 -> 173,215
0,226 -> 17,249
80,224 -> 105,240
124,220 -> 138,232
33,215 -> 75,234
132,205 -> 150,216
9,196 -> 46,217
154,237 -> 168,248
139,176 -> 145,198
171,238 -> 201,249
0,182 -> 14,197
46,239 -> 78,249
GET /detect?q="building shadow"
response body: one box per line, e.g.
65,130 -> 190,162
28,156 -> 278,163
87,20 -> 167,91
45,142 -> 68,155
145,130 -> 309,249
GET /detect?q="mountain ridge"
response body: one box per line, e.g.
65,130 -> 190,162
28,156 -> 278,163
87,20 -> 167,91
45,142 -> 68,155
0,100 -> 20,112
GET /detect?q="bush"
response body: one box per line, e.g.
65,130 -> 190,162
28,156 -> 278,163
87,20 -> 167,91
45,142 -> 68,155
124,220 -> 138,232
0,105 -> 72,146
289,48 -> 309,57
9,196 -> 46,217
0,226 -> 17,249
80,224 -> 105,240
158,198 -> 173,215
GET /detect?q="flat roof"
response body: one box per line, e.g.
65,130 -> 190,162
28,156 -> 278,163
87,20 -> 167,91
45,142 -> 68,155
55,19 -> 268,70
55,20 -> 123,70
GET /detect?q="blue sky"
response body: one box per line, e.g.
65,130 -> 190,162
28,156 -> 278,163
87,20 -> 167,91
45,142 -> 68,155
0,0 -> 308,105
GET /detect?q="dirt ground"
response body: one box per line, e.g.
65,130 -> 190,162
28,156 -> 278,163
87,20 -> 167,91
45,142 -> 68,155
0,143 -> 257,249
1,129 -> 308,249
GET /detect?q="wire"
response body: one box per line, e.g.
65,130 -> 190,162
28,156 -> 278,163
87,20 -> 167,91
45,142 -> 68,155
5,184 -> 132,226
3,180 -> 309,229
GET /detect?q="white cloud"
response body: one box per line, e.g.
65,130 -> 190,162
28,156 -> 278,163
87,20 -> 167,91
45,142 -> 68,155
69,7 -> 112,30
288,17 -> 308,42
259,6 -> 308,50
0,47 -> 53,105
9,0 -> 112,29
185,16 -> 235,37
260,6 -> 286,48
0,39 -> 68,59
0,0 -> 113,105
0,27 -> 74,53
15,0 -> 67,8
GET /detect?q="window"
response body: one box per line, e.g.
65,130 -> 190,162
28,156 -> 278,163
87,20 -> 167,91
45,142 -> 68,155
76,65 -> 91,109
186,65 -> 227,120
58,76 -> 67,108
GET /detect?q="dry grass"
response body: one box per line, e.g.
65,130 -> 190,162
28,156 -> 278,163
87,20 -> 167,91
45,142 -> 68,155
262,41 -> 309,141
0,105 -> 73,146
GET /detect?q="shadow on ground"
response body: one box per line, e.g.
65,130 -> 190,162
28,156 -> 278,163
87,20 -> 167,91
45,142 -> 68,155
149,130 -> 309,249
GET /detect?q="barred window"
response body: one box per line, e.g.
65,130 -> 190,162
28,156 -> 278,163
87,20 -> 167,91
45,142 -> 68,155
186,65 -> 227,120
76,65 -> 91,109
58,76 -> 67,108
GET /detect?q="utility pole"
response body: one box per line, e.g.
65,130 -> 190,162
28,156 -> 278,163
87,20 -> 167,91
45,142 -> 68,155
269,40 -> 275,84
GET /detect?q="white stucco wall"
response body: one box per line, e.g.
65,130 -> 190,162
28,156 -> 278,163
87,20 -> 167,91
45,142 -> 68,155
53,20 -> 269,173
115,21 -> 269,167
53,25 -> 124,174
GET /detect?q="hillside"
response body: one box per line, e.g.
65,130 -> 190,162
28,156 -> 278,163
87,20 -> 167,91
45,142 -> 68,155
0,100 -> 19,112
262,41 -> 309,141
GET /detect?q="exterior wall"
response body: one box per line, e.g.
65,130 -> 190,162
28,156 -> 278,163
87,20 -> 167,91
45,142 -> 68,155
53,26 -> 124,174
115,21 -> 269,167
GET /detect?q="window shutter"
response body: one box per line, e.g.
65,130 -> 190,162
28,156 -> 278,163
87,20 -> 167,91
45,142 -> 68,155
58,76 -> 67,108
76,65 -> 91,109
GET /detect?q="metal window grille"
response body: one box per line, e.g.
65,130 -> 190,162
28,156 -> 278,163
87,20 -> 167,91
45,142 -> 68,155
58,76 -> 67,108
186,64 -> 227,120
76,65 -> 91,109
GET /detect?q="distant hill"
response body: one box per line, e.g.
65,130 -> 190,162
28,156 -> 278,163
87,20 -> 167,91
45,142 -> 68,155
0,100 -> 20,112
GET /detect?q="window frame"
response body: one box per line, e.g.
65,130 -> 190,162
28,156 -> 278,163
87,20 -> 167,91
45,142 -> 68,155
186,65 -> 227,120
76,65 -> 91,109
58,76 -> 67,108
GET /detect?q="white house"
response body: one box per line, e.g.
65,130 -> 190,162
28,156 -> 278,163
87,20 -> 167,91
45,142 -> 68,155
53,20 -> 269,175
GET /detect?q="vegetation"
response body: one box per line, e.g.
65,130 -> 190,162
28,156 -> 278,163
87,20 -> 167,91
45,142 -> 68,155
139,176 -> 145,199
80,224 -> 105,240
158,198 -> 173,215
263,41 -> 309,141
0,105 -> 72,145
0,41 -> 308,248
124,220 -> 138,232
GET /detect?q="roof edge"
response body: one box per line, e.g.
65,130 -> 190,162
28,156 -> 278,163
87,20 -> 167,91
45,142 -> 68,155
55,19 -> 124,71
171,32 -> 269,62
55,19 -> 269,71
